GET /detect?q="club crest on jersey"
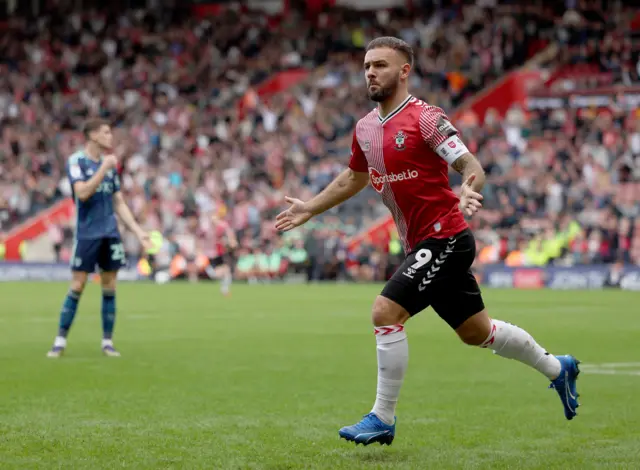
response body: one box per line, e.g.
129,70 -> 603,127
394,130 -> 407,151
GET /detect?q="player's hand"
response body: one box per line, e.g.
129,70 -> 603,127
275,197 -> 314,232
137,232 -> 153,253
103,154 -> 118,169
458,174 -> 483,217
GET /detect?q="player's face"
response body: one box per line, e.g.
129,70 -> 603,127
90,125 -> 113,150
364,48 -> 409,102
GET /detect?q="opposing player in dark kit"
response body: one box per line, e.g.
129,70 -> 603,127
276,37 -> 580,445
47,120 -> 151,358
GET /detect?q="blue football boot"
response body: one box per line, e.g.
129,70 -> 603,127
549,355 -> 581,420
339,413 -> 395,446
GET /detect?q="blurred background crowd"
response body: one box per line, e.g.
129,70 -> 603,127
0,0 -> 638,282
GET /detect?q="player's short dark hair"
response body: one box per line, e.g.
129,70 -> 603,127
366,36 -> 414,67
83,119 -> 110,138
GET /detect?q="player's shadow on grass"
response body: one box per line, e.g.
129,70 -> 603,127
345,447 -> 408,464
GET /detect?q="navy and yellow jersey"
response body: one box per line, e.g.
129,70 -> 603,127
66,151 -> 121,240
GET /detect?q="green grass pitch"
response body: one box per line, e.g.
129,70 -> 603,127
1,283 -> 639,469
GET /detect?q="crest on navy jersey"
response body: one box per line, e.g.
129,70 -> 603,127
394,130 -> 407,151
436,115 -> 458,137
70,164 -> 82,178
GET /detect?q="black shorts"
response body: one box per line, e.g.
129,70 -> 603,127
210,255 -> 226,268
380,228 -> 485,329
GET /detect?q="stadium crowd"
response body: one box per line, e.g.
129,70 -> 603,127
0,1 -> 638,282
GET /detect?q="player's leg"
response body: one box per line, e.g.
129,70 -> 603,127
370,296 -> 410,426
98,237 -> 126,356
212,256 -> 232,296
455,306 -> 562,378
47,240 -> 95,357
454,306 -> 580,420
99,270 -> 120,357
218,264 -> 232,295
339,252 -> 427,446
431,230 -> 580,420
338,296 -> 409,446
204,256 -> 232,295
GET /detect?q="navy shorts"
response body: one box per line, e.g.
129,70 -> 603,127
71,237 -> 127,273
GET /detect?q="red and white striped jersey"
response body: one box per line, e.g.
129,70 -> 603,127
349,95 -> 470,253
213,220 -> 231,257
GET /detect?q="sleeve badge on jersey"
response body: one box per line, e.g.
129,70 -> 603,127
69,164 -> 82,179
394,130 -> 407,151
436,115 -> 458,137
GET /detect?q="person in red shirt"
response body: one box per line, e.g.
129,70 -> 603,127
276,37 -> 580,445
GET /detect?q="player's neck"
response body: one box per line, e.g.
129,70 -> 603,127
378,89 -> 411,120
84,143 -> 102,162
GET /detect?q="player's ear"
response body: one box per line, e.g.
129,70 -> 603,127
400,63 -> 411,80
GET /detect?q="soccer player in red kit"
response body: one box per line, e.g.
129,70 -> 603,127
209,210 -> 237,296
276,37 -> 580,446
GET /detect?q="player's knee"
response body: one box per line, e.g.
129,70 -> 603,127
455,311 -> 492,346
458,329 -> 489,346
70,273 -> 88,292
371,296 -> 409,327
70,279 -> 87,292
100,272 -> 117,291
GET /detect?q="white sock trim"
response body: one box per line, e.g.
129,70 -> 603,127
374,324 -> 406,344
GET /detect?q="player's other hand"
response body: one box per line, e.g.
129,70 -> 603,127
103,154 -> 118,169
275,197 -> 313,232
458,174 -> 483,217
137,232 -> 153,253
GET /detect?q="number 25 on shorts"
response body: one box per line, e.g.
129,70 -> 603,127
110,243 -> 125,262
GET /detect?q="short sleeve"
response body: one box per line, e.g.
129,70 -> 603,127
348,130 -> 368,173
419,107 -> 469,164
67,156 -> 87,186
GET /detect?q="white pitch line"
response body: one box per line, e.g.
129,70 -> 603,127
581,369 -> 640,376
580,362 -> 640,376
584,362 -> 640,368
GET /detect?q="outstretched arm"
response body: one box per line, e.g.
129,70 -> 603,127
276,129 -> 370,232
305,168 -> 370,215
275,169 -> 369,232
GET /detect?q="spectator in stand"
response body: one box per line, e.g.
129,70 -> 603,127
1,2 -> 637,279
